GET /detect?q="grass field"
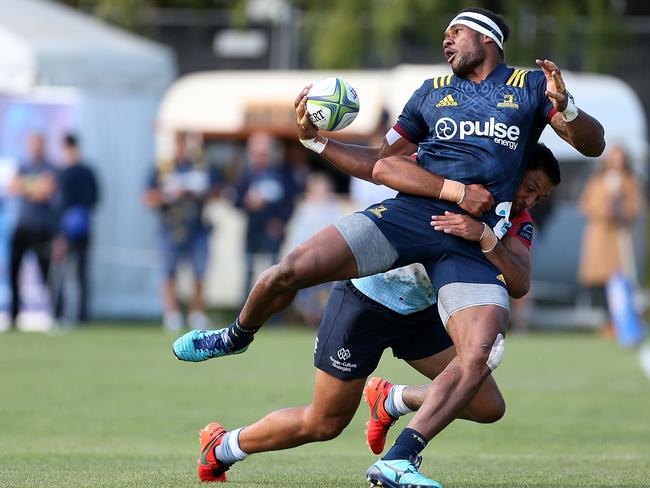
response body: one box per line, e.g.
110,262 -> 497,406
1,325 -> 649,488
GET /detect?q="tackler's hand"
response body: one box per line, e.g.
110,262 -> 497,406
431,211 -> 484,241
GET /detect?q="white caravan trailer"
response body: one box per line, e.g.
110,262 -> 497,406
158,66 -> 647,318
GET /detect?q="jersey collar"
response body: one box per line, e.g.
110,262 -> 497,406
485,63 -> 511,83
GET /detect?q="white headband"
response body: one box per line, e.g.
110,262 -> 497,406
447,12 -> 504,50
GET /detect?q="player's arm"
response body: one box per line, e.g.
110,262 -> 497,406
372,156 -> 495,216
489,235 -> 531,299
431,211 -> 531,298
295,87 -> 414,181
537,59 -> 605,157
295,87 -> 494,216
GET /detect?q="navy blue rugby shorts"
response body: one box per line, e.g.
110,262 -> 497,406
314,280 -> 453,380
337,194 -> 507,291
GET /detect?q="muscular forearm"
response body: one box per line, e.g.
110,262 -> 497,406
553,110 -> 605,157
432,214 -> 530,297
372,157 -> 443,198
486,239 -> 530,299
319,137 -> 382,182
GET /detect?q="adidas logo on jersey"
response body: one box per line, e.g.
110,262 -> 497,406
436,94 -> 458,107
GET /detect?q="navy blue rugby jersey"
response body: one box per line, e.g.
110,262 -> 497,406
393,63 -> 556,234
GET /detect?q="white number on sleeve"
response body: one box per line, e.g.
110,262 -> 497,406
492,201 -> 512,239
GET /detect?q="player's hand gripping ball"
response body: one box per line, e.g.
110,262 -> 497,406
306,77 -> 360,131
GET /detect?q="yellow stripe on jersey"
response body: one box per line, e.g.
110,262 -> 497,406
517,70 -> 528,88
506,69 -> 520,86
506,69 -> 528,88
433,75 -> 453,89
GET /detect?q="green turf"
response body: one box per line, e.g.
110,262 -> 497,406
0,325 -> 649,487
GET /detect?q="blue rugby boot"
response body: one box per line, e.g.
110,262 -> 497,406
366,459 -> 442,488
173,328 -> 248,362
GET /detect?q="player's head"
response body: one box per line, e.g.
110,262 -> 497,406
443,8 -> 511,76
512,143 -> 561,214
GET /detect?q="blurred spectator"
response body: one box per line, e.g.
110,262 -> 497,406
52,134 -> 99,323
283,142 -> 310,199
8,133 -> 58,327
578,144 -> 643,336
235,132 -> 296,296
284,173 -> 347,250
284,173 -> 349,325
144,132 -> 219,331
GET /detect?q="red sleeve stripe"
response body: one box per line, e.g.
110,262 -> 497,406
392,124 -> 414,142
546,107 -> 557,122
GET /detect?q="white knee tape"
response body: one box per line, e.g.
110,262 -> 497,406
486,333 -> 505,371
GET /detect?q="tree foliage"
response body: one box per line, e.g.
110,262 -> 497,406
295,0 -> 627,72
56,0 -> 627,73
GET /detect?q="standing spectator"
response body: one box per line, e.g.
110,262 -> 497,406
8,133 -> 58,327
144,132 -> 219,331
235,132 -> 296,296
284,172 -> 349,325
53,133 -> 99,323
578,144 -> 643,336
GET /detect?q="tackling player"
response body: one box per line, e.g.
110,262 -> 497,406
174,7 -> 604,486
193,143 -> 559,485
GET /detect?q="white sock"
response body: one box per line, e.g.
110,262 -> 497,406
229,428 -> 249,459
390,385 -> 415,416
214,427 -> 249,464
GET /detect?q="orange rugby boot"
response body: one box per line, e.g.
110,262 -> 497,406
364,376 -> 397,455
197,422 -> 231,482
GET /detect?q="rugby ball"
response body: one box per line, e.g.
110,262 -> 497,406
306,77 -> 360,131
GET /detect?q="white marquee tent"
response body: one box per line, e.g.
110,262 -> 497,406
0,0 -> 177,317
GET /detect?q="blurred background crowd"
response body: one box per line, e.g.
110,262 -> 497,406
0,0 -> 648,347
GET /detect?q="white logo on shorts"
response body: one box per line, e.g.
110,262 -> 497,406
337,348 -> 351,361
314,337 -> 319,354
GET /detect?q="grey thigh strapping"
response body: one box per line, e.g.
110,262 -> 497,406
333,213 -> 398,276
437,282 -> 509,327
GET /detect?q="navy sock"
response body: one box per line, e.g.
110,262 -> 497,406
224,317 -> 260,351
382,428 -> 428,462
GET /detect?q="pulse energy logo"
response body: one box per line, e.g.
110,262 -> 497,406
434,117 -> 520,150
